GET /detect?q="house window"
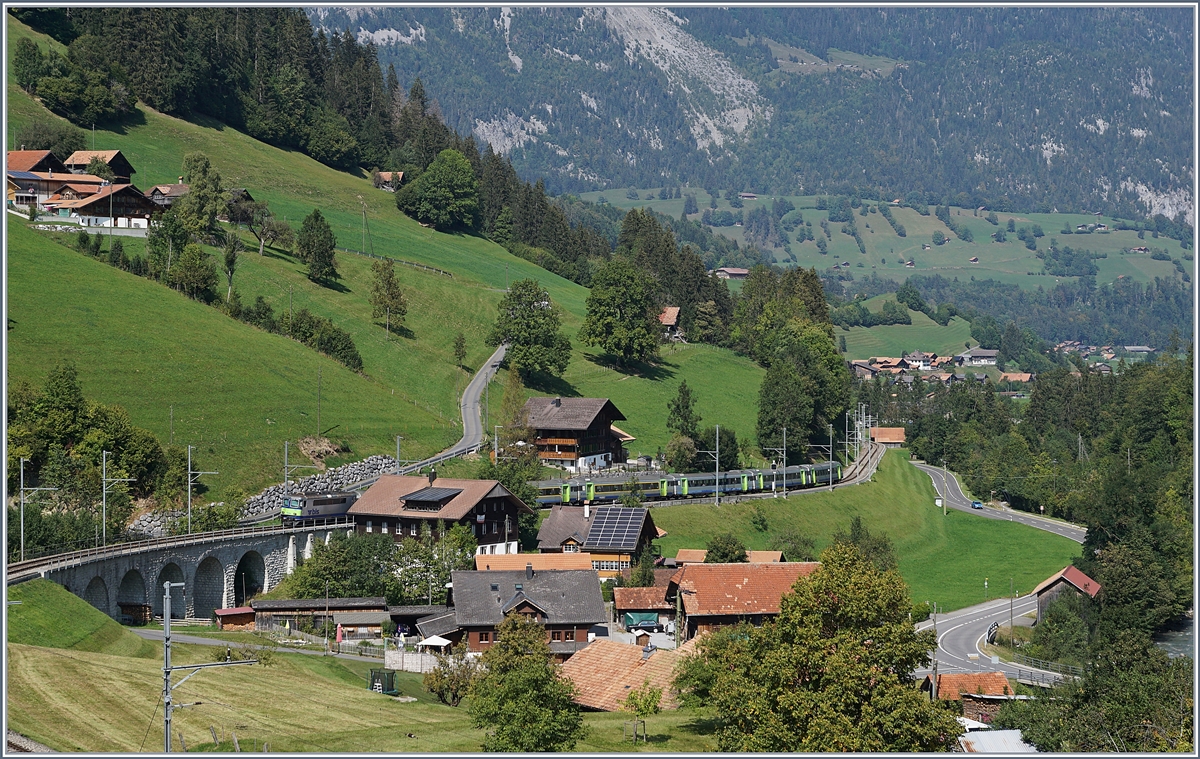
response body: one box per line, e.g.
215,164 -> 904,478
563,543 -> 578,553
492,521 -> 498,534
479,631 -> 490,643
410,523 -> 418,537
381,522 -> 389,534
366,520 -> 373,533
552,631 -> 562,641
565,630 -> 575,641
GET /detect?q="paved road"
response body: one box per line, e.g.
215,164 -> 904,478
911,462 -> 1087,544
910,461 -> 1084,685
131,627 -> 383,663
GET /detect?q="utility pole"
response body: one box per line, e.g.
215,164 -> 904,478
494,425 -> 503,462
1009,578 -> 1015,647
942,460 -> 948,516
283,441 -> 319,500
396,436 -> 402,474
162,582 -> 253,752
101,450 -> 136,547
697,424 -> 720,506
317,367 -> 322,436
325,578 -> 330,655
186,446 -> 217,534
763,427 -> 786,498
19,458 -> 57,562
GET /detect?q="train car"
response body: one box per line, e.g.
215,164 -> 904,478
281,491 -> 358,521
812,461 -> 843,485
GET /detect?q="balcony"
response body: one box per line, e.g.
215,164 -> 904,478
539,450 -> 578,460
536,438 -> 579,446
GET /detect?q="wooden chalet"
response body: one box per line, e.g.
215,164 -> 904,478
523,397 -> 631,472
348,472 -> 534,555
669,562 -> 821,641
536,504 -> 661,578
63,149 -> 136,182
146,181 -> 190,207
7,149 -> 68,174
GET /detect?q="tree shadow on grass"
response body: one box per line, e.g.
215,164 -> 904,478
97,108 -> 148,136
316,279 -> 351,294
378,324 -> 415,340
583,352 -> 678,382
524,371 -> 580,397
677,714 -> 720,736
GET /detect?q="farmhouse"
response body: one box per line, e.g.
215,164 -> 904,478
957,347 -> 999,366
906,350 -> 936,370
474,552 -> 594,571
64,149 -> 137,182
561,638 -> 700,711
999,372 -> 1034,384
349,473 -> 534,555
670,562 -> 821,641
870,427 -> 906,447
7,149 -> 68,174
447,566 -> 607,659
849,360 -> 879,379
1032,565 -> 1100,624
659,306 -> 682,341
145,181 -> 191,207
47,182 -> 155,228
8,170 -> 107,208
713,267 -> 750,280
524,397 -> 631,472
537,504 -> 661,578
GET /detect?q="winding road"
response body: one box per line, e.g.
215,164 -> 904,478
910,460 -> 1087,684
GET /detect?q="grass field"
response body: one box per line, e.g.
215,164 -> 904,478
579,190 -> 1191,290
5,15 -> 767,499
6,580 -> 717,752
839,294 -> 976,360
650,450 -> 1081,611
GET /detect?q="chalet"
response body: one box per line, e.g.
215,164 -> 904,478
849,360 -> 879,380
448,566 -> 607,659
957,347 -> 999,366
1032,566 -> 1101,624
931,355 -> 955,369
738,192 -> 757,200
536,504 -> 661,578
872,356 -> 910,371
928,372 -> 955,386
670,562 -> 821,641
1130,246 -> 1150,254
659,306 -> 682,341
8,170 -> 107,208
870,427 -> 906,448
348,473 -> 535,555
906,351 -> 936,370
50,183 -> 155,228
561,638 -> 699,711
969,256 -> 979,263
713,267 -> 749,280
145,181 -> 190,207
1094,363 -> 1113,375
998,372 -> 1034,384
63,149 -> 136,182
1123,345 -> 1154,355
524,397 -> 631,472
7,149 -> 68,174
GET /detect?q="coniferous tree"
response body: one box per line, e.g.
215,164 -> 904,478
368,258 -> 407,333
297,208 -> 337,283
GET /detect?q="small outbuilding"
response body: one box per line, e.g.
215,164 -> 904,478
870,427 -> 906,447
214,606 -> 256,631
1032,565 -> 1100,623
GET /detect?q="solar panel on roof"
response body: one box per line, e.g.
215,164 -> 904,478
404,487 -> 463,502
583,506 -> 645,550
7,171 -> 40,179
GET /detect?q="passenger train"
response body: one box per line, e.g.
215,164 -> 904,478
281,491 -> 358,522
533,462 -> 843,506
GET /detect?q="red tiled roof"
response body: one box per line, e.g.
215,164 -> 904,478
474,553 -> 594,571
999,372 -> 1033,383
7,150 -> 61,172
674,562 -> 821,616
613,586 -> 672,611
931,672 -> 1011,700
659,306 -> 680,326
349,475 -> 534,521
560,638 -> 699,711
1032,565 -> 1101,599
870,427 -> 906,444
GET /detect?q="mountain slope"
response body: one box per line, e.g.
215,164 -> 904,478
318,7 -> 1194,224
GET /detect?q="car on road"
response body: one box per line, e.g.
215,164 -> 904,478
971,500 -> 984,509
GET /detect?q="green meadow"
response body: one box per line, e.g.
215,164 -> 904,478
580,190 -> 1191,289
650,450 -> 1081,612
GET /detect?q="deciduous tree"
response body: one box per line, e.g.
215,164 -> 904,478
395,148 -> 479,230
666,380 -> 701,440
467,614 -> 587,751
578,257 -> 659,366
486,278 -> 572,378
705,532 -> 747,563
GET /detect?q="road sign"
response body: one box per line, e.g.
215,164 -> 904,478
935,498 -> 943,507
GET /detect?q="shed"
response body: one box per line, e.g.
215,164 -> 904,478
958,729 -> 1037,753
870,427 -> 906,447
1032,566 -> 1100,623
214,606 -> 256,631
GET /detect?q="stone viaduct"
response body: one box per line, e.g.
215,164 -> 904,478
15,521 -> 352,621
